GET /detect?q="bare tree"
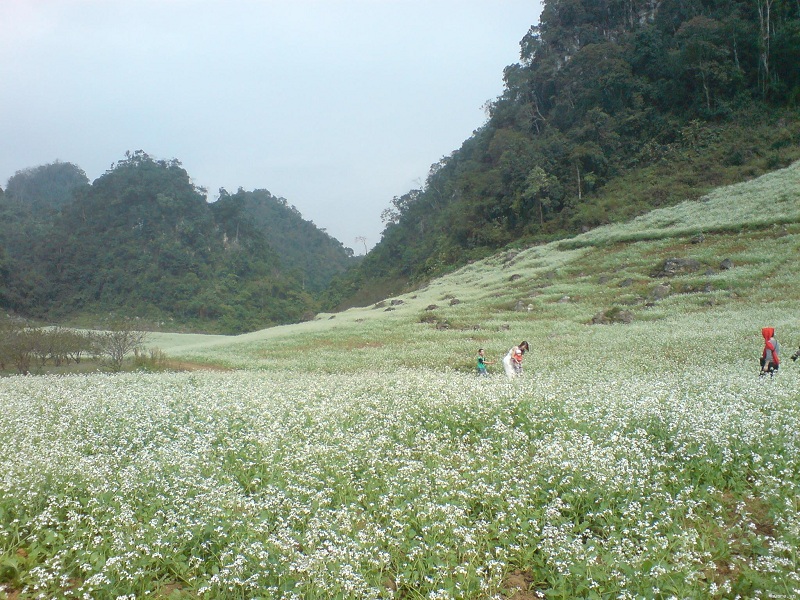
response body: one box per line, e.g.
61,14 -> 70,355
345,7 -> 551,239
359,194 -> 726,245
0,319 -> 37,375
99,320 -> 149,372
0,320 -> 99,374
756,0 -> 774,97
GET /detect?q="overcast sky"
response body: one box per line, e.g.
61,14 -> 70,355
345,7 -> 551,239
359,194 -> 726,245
0,0 -> 541,253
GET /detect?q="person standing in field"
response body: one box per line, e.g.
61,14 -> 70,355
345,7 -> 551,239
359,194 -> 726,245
760,327 -> 781,376
477,348 -> 494,376
502,341 -> 529,379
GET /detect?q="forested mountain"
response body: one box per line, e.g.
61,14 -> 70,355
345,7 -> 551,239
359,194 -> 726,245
325,0 -> 800,309
4,161 -> 89,212
215,188 -> 356,293
0,152 -> 355,333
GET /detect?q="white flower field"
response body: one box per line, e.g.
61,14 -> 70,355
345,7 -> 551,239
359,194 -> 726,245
2,162 -> 799,598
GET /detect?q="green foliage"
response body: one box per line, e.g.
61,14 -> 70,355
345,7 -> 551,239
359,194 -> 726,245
0,162 -> 91,314
131,347 -> 170,372
214,188 -> 355,293
0,152 -> 356,333
3,161 -> 88,211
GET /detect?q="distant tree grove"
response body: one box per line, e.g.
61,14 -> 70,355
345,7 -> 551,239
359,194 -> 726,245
0,152 -> 356,333
0,318 -> 151,374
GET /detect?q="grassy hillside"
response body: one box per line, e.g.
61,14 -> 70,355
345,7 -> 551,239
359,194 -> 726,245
156,159 -> 800,374
1,163 -> 799,599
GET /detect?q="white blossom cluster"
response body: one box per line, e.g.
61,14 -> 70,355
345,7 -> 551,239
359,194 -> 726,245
1,361 -> 799,599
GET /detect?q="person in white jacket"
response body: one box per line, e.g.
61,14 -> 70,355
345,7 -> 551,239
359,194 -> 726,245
502,341 -> 529,379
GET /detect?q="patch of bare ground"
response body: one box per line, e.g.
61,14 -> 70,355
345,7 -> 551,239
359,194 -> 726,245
742,495 -> 775,538
155,582 -> 194,598
503,569 -> 543,599
704,492 -> 777,586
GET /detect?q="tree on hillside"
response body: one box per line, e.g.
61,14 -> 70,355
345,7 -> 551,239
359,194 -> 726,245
673,16 -> 738,113
520,166 -> 561,227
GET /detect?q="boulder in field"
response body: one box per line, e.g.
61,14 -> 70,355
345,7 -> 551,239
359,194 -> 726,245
652,258 -> 701,278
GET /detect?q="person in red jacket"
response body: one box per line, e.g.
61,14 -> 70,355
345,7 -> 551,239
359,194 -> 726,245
760,327 -> 781,376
